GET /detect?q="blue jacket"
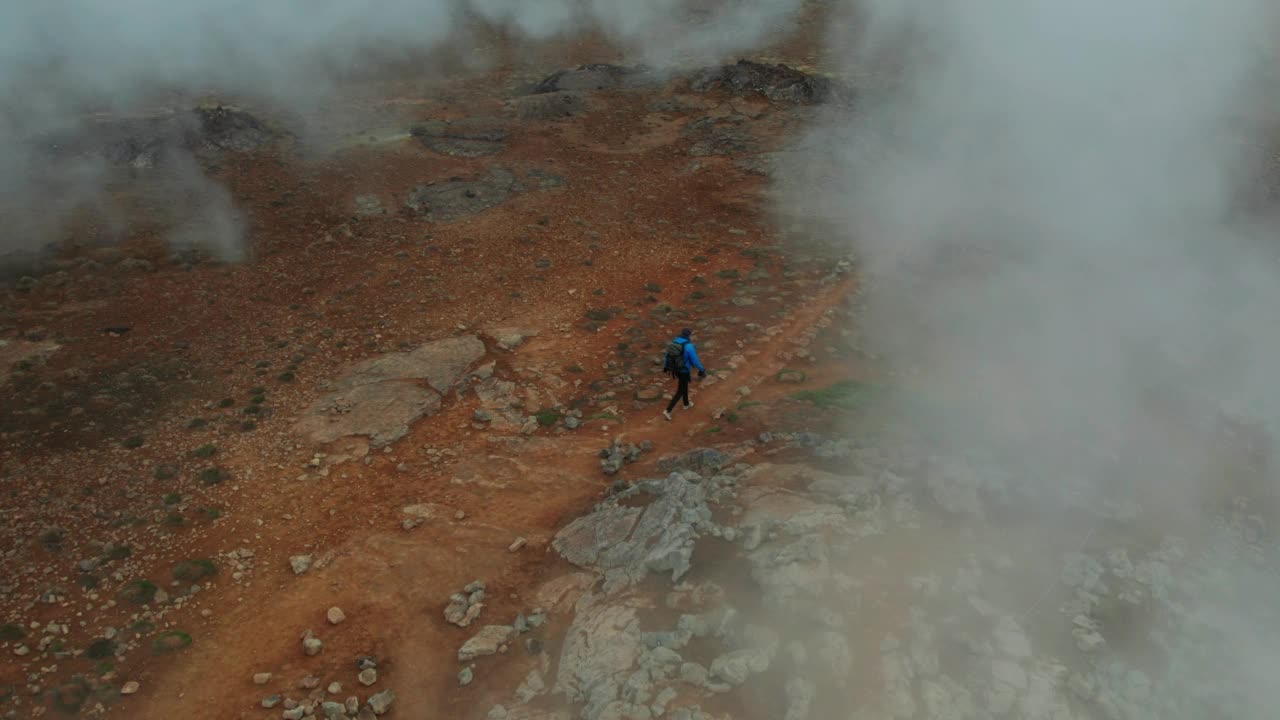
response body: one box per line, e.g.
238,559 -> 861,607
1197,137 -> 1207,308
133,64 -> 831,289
673,337 -> 704,374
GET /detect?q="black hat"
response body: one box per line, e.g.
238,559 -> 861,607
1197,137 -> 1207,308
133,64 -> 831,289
680,327 -> 693,338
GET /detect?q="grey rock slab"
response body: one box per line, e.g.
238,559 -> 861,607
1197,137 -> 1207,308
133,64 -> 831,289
553,471 -> 712,592
293,336 -> 483,447
458,625 -> 517,662
555,595 -> 644,714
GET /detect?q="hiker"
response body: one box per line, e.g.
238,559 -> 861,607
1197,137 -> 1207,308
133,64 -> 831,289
662,327 -> 705,420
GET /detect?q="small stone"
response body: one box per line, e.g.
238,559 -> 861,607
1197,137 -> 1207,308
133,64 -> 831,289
283,708 -> 306,720
120,681 -> 139,695
303,635 -> 323,656
254,672 -> 273,685
357,656 -> 379,670
320,702 -> 346,720
262,695 -> 282,709
346,697 -> 360,715
327,682 -> 342,694
455,510 -> 466,520
358,668 -> 377,686
367,689 -> 396,715
327,607 -> 346,625
289,555 -> 314,575
459,666 -> 474,686
508,537 -> 527,552
12,646 -> 28,656
301,675 -> 321,689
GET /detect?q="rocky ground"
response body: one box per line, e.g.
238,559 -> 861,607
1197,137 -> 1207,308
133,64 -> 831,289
2,12 -> 1278,720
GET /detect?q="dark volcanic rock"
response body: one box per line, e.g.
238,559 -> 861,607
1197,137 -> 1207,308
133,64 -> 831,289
691,60 -> 849,105
532,64 -> 656,94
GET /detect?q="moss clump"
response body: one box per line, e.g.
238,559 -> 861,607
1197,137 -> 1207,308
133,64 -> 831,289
151,631 -> 192,653
172,559 -> 217,582
118,580 -> 157,604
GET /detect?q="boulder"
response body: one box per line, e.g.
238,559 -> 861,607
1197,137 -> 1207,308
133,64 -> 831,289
555,595 -> 644,717
553,472 -> 714,592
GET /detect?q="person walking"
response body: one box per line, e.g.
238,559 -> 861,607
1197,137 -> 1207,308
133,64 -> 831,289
662,327 -> 705,420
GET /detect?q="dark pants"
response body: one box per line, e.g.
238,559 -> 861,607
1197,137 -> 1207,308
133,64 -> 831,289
666,372 -> 691,412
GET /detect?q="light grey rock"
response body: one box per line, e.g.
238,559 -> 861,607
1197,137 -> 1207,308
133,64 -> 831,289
709,647 -> 771,686
320,701 -> 346,719
651,687 -> 678,717
367,689 -> 395,715
459,666 -> 474,686
553,471 -> 714,592
294,336 -> 485,447
679,662 -> 709,686
289,555 -> 313,575
555,596 -> 644,719
458,625 -> 516,661
784,677 -> 816,720
514,669 -> 547,703
993,616 -> 1031,658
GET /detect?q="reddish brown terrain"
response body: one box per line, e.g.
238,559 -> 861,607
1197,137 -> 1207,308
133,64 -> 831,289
0,26 -> 870,719
5,7 -> 1278,720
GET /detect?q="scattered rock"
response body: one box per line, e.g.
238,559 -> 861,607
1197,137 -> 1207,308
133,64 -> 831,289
289,555 -> 314,575
459,666 -> 474,686
656,447 -> 728,475
359,668 -> 378,687
302,630 -> 323,656
253,672 -> 272,685
327,607 -> 346,625
445,581 -> 487,627
508,537 -> 528,552
367,689 -> 395,715
120,681 -> 139,695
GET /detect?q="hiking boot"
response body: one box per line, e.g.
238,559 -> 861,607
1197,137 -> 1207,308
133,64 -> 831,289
662,409 -> 672,421
683,402 -> 694,410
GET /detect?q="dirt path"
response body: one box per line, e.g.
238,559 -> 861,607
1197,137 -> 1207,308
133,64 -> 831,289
106,274 -> 853,720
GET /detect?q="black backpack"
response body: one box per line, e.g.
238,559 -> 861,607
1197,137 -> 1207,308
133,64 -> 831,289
663,339 -> 688,376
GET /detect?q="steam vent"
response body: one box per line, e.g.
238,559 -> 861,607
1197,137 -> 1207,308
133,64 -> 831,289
2,2 -> 1278,719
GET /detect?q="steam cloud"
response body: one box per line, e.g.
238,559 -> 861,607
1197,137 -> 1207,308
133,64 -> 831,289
775,0 -> 1280,716
0,0 -> 806,260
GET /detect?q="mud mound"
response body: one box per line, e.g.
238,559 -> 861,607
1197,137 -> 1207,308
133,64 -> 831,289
191,105 -> 273,152
411,119 -> 508,157
532,64 -> 657,94
41,105 -> 275,169
507,91 -> 589,121
691,60 -> 849,105
405,166 -> 562,222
